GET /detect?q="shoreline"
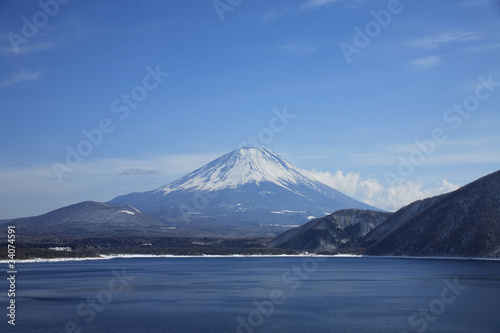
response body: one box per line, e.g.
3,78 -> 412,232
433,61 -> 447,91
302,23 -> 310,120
1,253 -> 499,263
1,253 -> 359,263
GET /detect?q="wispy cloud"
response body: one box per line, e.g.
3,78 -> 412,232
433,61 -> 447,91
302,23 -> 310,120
2,15 -> 100,56
277,42 -> 318,56
119,168 -> 159,176
348,136 -> 500,167
2,41 -> 57,55
267,0 -> 355,20
85,153 -> 221,179
466,42 -> 500,52
461,0 -> 499,6
59,15 -> 105,39
1,70 -> 43,88
425,152 -> 500,165
301,0 -> 342,9
408,29 -> 482,49
0,152 -> 221,218
262,8 -> 291,24
410,55 -> 443,71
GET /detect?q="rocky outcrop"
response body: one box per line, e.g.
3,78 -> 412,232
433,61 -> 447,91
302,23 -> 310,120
268,209 -> 391,252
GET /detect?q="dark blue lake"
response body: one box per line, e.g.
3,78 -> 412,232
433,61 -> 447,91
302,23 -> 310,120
1,256 -> 500,332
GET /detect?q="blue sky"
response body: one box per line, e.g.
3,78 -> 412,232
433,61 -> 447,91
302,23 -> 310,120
1,0 -> 500,218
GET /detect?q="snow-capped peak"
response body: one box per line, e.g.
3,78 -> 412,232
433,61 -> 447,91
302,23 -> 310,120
156,147 -> 321,195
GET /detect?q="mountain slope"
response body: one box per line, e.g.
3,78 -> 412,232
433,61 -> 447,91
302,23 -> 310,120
366,170 -> 500,258
268,209 -> 391,252
5,201 -> 168,237
358,193 -> 449,248
109,147 -> 381,230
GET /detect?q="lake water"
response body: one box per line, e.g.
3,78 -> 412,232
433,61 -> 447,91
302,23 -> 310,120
2,256 -> 500,333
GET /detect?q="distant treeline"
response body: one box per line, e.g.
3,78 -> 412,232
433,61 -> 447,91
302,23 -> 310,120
0,236 -> 321,259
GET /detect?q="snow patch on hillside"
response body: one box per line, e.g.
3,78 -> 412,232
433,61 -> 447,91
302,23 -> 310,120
118,210 -> 135,215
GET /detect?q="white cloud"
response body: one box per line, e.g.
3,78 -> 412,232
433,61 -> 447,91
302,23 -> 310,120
1,70 -> 42,88
410,55 -> 443,71
408,30 -> 482,49
369,179 -> 459,211
304,169 -> 460,211
303,170 -> 363,196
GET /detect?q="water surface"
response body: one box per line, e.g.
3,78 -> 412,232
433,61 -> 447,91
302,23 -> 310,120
2,257 -> 499,332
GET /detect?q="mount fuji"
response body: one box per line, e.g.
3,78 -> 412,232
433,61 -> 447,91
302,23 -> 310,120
109,147 -> 381,233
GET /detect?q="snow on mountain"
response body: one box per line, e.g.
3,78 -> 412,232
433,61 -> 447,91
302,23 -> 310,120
109,147 -> 382,231
157,147 -> 323,195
